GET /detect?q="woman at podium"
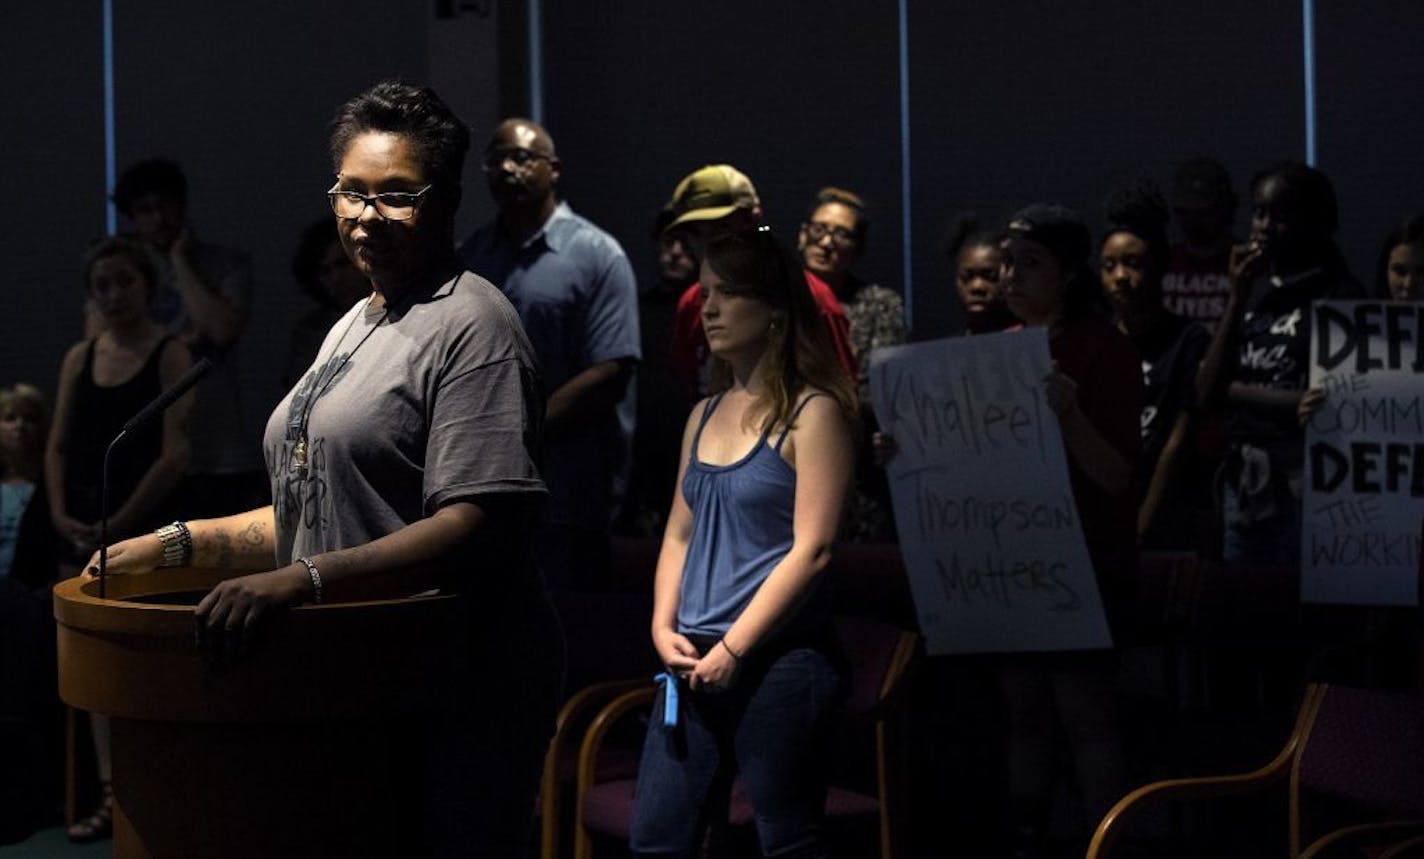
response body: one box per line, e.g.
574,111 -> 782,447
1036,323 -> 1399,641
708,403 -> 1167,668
89,80 -> 561,854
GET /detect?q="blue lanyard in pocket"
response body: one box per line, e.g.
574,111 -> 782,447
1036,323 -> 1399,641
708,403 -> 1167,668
653,672 -> 679,728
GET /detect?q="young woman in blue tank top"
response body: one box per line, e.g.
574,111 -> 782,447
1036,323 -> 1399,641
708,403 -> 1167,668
630,228 -> 858,858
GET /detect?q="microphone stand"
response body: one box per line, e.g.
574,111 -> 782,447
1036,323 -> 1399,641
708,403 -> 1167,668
95,356 -> 213,599
98,432 -> 126,599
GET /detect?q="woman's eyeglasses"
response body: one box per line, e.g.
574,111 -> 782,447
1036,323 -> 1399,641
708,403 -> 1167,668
327,185 -> 433,221
802,221 -> 857,248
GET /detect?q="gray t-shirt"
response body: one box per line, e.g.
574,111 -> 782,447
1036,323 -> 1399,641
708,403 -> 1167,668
263,271 -> 545,564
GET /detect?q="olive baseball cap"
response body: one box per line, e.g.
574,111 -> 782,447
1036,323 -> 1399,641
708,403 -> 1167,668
663,164 -> 760,232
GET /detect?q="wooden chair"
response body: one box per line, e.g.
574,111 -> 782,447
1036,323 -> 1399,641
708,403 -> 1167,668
538,590 -> 658,859
1088,683 -> 1424,858
540,678 -> 646,859
571,615 -> 920,858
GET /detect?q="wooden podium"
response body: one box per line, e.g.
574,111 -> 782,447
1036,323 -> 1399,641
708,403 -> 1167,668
54,569 -> 467,858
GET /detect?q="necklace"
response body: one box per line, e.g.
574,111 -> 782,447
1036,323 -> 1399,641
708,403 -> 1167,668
290,297 -> 389,473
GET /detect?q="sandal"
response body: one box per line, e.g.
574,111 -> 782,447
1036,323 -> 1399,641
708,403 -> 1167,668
67,781 -> 113,843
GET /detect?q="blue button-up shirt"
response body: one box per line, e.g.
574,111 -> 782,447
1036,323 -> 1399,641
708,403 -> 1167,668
458,201 -> 641,530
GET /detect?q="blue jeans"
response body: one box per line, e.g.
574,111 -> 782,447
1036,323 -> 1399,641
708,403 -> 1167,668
629,647 -> 843,858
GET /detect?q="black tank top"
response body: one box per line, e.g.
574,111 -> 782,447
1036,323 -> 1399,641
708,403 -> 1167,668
64,336 -> 173,531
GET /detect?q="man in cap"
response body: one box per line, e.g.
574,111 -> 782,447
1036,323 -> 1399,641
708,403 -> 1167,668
663,164 -> 856,400
458,118 -> 640,590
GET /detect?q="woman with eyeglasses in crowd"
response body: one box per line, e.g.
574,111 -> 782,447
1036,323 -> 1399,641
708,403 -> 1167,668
630,227 -> 857,858
798,187 -> 906,391
89,80 -> 561,853
798,187 -> 904,542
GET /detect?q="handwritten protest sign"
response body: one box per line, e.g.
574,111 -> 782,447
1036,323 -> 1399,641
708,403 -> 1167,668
1302,300 -> 1423,606
869,328 -> 1112,654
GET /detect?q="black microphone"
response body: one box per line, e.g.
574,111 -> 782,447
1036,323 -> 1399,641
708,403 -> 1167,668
99,357 -> 213,597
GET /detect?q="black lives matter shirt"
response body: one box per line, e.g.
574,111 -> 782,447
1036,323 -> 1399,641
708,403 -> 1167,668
1162,243 -> 1233,332
1227,269 -> 1364,470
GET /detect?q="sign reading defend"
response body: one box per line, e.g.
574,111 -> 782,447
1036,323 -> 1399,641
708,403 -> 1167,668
1303,300 -> 1424,606
869,328 -> 1112,654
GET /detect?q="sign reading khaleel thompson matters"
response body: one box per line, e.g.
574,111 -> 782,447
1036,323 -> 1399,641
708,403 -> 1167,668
1302,300 -> 1423,606
869,328 -> 1112,654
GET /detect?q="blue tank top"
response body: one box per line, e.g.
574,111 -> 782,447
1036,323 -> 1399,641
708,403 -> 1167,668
676,393 -> 827,637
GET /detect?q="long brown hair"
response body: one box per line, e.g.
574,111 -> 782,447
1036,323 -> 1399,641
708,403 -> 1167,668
703,228 -> 857,435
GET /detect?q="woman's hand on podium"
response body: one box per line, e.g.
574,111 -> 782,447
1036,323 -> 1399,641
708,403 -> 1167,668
194,564 -> 311,669
82,534 -> 163,578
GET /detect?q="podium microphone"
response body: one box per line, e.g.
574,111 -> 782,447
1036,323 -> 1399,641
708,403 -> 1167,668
99,357 -> 213,598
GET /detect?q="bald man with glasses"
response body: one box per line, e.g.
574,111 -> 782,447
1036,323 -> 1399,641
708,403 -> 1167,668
458,118 -> 640,591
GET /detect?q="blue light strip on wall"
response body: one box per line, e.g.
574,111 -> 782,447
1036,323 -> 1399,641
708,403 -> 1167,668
897,0 -> 913,330
103,0 -> 116,234
529,0 -> 544,122
1302,0 -> 1316,165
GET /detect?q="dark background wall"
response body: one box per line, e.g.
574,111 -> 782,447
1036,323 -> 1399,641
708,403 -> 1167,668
540,0 -> 903,305
2,1 -> 496,436
1316,1 -> 1424,294
5,2 -> 1422,427
904,0 -> 1305,336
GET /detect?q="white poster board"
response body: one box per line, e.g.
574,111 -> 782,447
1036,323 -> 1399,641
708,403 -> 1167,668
1302,300 -> 1423,606
868,328 -> 1112,654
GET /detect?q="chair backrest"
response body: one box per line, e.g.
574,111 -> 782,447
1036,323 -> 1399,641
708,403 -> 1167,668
1295,684 -> 1424,819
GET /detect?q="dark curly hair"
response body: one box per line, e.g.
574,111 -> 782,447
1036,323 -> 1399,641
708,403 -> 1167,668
329,80 -> 471,195
943,212 -> 1003,263
1103,181 -> 1171,278
112,159 -> 187,216
1249,161 -> 1350,279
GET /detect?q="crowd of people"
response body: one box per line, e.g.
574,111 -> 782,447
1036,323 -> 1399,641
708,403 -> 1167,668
1,77 -> 1421,856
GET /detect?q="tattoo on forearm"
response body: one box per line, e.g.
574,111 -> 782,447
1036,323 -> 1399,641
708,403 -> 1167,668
214,529 -> 234,569
238,520 -> 266,551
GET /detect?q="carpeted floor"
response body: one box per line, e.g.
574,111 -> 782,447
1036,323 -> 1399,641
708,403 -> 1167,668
3,827 -> 110,858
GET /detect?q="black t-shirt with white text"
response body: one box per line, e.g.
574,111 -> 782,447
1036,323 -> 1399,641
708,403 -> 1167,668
1227,269 -> 1364,469
1136,312 -> 1210,481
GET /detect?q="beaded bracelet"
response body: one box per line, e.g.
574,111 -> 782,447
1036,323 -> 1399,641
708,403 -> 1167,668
294,556 -> 323,604
153,521 -> 193,568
